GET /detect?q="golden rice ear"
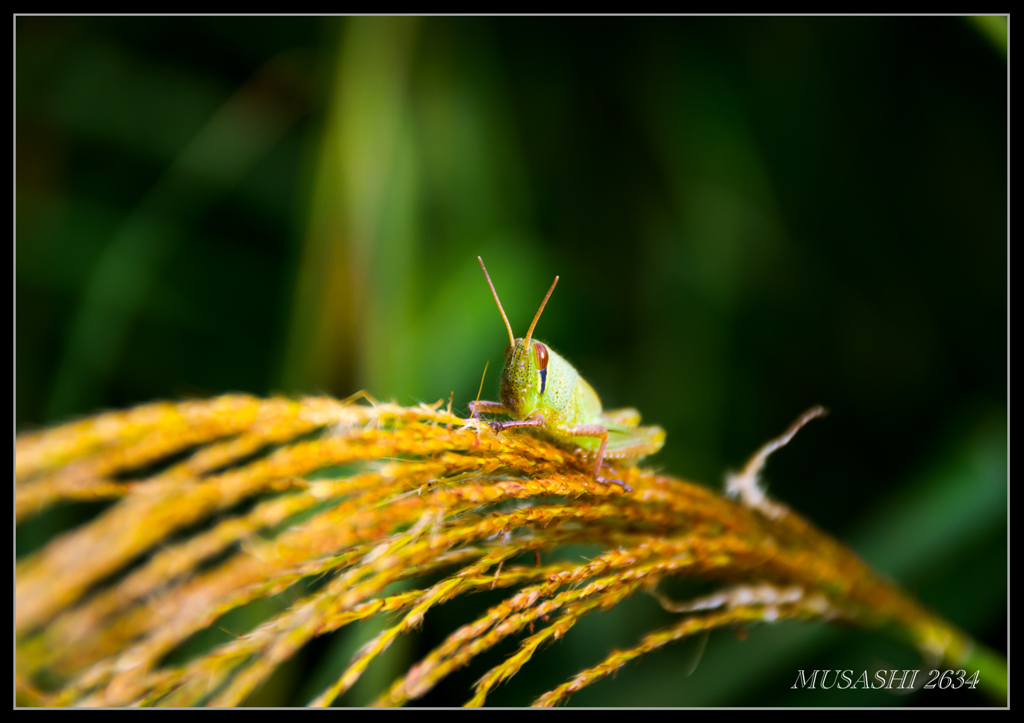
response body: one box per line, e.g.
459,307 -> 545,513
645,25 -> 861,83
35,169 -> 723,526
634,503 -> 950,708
15,396 -> 1003,707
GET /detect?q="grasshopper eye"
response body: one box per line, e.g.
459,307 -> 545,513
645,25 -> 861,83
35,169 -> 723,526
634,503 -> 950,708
534,342 -> 549,370
534,342 -> 549,395
504,343 -> 513,358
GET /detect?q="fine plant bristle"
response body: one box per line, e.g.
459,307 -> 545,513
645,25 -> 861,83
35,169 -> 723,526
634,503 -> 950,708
15,395 -> 1005,707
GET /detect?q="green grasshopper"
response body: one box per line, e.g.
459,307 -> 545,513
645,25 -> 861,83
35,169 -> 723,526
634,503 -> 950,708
469,257 -> 665,492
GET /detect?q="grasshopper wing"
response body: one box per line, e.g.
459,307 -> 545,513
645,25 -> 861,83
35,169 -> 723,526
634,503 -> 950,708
600,407 -> 643,427
601,421 -> 666,461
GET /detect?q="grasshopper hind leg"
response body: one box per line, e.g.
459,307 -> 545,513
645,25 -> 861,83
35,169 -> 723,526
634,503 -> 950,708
563,423 -> 633,493
576,418 -> 666,493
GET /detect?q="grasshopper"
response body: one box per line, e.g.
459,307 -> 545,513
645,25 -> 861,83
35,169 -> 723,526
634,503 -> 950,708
469,257 -> 665,492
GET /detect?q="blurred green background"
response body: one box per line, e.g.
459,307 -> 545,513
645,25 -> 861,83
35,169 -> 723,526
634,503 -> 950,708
16,16 -> 1006,706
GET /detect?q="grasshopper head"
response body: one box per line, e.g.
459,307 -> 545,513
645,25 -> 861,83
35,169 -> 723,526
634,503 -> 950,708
477,257 -> 558,420
500,338 -> 551,417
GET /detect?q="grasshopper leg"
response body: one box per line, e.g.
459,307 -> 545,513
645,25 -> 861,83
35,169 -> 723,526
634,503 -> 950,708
467,401 -> 510,443
563,424 -> 632,493
488,414 -> 544,434
469,402 -> 545,434
468,400 -> 509,422
468,400 -> 511,433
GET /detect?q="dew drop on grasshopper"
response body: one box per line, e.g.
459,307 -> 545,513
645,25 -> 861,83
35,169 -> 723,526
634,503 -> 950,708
469,257 -> 666,492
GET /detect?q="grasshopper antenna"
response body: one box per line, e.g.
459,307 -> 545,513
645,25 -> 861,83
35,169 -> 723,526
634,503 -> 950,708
524,274 -> 559,347
478,257 -> 515,347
